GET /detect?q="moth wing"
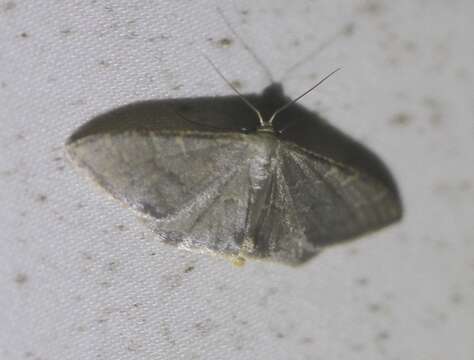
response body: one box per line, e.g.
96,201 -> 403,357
244,160 -> 320,265
248,143 -> 401,265
66,130 -> 254,258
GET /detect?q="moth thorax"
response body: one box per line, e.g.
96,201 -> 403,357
248,136 -> 275,190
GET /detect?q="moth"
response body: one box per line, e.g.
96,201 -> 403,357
66,15 -> 402,266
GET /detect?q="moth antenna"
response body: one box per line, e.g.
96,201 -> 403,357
280,23 -> 354,83
203,54 -> 265,127
217,7 -> 274,83
269,68 -> 341,125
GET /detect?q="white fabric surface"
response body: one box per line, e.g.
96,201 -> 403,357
1,1 -> 473,359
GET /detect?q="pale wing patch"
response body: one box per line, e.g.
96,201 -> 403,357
169,159 -> 253,257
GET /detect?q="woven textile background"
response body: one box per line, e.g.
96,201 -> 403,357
1,1 -> 473,359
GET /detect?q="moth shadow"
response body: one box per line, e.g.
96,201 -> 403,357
70,84 -> 402,250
